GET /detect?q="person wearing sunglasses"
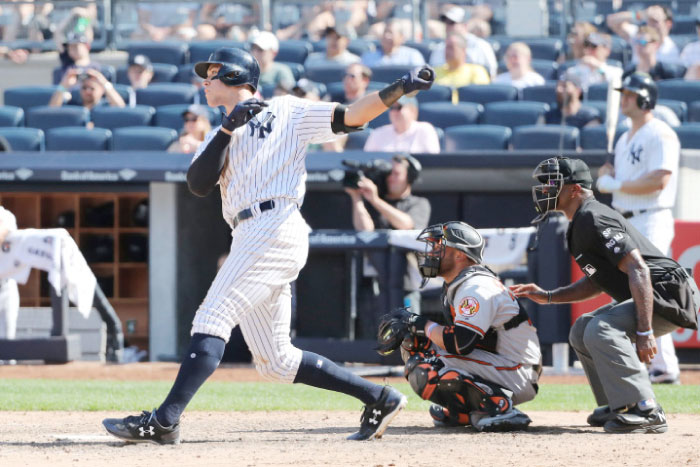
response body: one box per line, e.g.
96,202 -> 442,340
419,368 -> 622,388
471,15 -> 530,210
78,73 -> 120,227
622,27 -> 685,81
341,63 -> 372,104
304,24 -> 360,68
565,32 -> 622,91
168,105 -> 212,154
606,5 -> 680,65
49,67 -> 125,110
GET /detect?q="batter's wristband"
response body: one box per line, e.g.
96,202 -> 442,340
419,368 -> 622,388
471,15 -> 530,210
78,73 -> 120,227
378,79 -> 404,107
636,329 -> 654,336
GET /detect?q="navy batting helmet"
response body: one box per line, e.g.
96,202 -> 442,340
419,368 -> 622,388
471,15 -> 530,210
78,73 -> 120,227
615,72 -> 657,110
194,48 -> 260,91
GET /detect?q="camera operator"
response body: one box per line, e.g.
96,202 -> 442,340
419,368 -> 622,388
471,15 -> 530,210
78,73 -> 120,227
345,154 -> 431,325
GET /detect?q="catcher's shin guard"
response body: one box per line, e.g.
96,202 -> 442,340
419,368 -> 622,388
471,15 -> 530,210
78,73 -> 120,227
404,352 -> 444,404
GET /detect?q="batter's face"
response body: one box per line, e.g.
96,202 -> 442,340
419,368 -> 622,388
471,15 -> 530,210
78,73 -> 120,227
620,89 -> 642,117
202,64 -> 252,110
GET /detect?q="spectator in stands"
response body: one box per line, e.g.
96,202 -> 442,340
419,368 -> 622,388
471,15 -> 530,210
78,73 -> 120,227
623,27 -> 685,81
127,54 -> 154,90
364,96 -> 440,153
466,17 -> 491,40
434,33 -> 490,103
342,63 -> 372,103
681,16 -> 700,79
545,71 -> 601,129
0,46 -> 29,64
304,24 -> 360,68
565,21 -> 597,61
249,31 -> 296,93
168,105 -> 211,154
566,32 -> 623,91
361,18 -> 425,67
292,78 -> 323,101
198,3 -> 251,40
494,42 -> 545,89
49,68 -> 125,110
428,6 -> 497,78
607,5 -> 680,64
54,30 -> 107,85
137,2 -> 198,41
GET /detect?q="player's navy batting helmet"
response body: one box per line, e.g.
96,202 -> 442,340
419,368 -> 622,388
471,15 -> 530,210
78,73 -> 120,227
615,72 -> 657,110
415,221 -> 484,282
194,48 -> 260,91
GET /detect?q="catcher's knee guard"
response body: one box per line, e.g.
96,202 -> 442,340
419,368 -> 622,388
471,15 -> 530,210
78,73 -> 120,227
404,352 -> 444,403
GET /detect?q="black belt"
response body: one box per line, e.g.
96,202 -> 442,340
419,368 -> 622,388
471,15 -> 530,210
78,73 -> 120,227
620,207 -> 665,219
232,200 -> 275,228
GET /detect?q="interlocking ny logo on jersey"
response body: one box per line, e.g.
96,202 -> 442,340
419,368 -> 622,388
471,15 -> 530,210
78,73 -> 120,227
249,112 -> 276,138
628,145 -> 643,164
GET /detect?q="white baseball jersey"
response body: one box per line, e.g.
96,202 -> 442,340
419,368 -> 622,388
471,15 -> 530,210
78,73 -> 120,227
0,206 -> 18,340
612,118 -> 679,212
0,206 -> 18,232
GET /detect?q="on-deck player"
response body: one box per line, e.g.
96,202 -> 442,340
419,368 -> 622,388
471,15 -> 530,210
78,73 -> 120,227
103,47 -> 435,443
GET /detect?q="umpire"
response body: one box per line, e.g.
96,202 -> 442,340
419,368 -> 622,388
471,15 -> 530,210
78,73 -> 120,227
511,156 -> 699,434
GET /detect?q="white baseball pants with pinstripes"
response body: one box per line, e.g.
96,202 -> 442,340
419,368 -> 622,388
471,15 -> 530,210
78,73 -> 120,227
191,199 -> 308,383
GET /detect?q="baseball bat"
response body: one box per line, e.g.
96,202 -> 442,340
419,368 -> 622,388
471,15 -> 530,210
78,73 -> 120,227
605,74 -> 622,157
405,68 -> 434,97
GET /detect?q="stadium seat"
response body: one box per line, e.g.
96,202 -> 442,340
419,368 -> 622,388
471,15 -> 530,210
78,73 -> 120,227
523,38 -> 563,61
135,83 -> 197,106
522,82 -> 557,104
688,100 -> 700,122
457,84 -> 519,104
112,127 -> 178,150
45,126 -> 112,151
530,59 -> 559,80
175,64 -> 197,83
671,15 -> 697,35
609,36 -> 632,64
69,84 -> 135,107
587,83 -> 608,101
0,106 -> 24,126
127,41 -> 189,65
324,81 -> 388,103
115,63 -> 179,85
304,65 -> 347,84
444,124 -> 512,151
405,41 -> 433,62
584,101 -> 622,124
481,101 -> 549,128
658,79 -> 700,105
52,65 -> 116,85
0,127 -> 44,151
276,40 -> 313,64
91,105 -> 156,130
154,104 -> 220,131
415,84 -> 453,104
511,124 -> 579,150
345,130 -> 372,150
348,39 -> 376,57
418,102 -> 483,129
25,106 -> 89,131
580,125 -> 629,150
279,62 -> 305,81
670,34 -> 696,52
674,123 -> 700,149
188,40 -> 248,63
4,86 -> 59,111
657,99 -> 687,122
370,65 -> 413,83
435,127 -> 444,151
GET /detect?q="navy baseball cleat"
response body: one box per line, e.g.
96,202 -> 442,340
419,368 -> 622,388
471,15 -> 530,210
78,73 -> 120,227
603,405 -> 668,434
103,409 -> 180,445
347,386 -> 407,441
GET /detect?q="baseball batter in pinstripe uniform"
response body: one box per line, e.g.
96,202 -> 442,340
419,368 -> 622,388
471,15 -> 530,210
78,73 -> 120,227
0,206 -> 20,347
597,72 -> 681,384
103,47 -> 436,444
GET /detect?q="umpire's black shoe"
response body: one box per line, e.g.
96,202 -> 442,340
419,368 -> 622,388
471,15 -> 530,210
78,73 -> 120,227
103,409 -> 180,445
587,406 -> 617,427
603,405 -> 668,434
347,386 -> 407,441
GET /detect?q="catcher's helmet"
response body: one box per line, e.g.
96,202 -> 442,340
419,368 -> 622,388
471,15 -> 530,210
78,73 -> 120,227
615,72 -> 657,110
194,48 -> 260,91
531,156 -> 593,223
415,221 -> 484,282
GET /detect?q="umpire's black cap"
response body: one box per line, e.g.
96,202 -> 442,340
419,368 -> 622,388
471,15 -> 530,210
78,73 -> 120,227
557,157 -> 593,188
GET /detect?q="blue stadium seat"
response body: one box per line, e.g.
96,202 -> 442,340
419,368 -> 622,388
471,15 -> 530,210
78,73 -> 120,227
45,126 -> 112,151
512,124 -> 579,150
4,86 -> 58,111
435,127 -> 444,151
444,124 -> 512,151
587,83 -> 608,101
345,130 -> 372,150
457,84 -> 519,104
324,81 -> 388,103
584,101 -> 623,124
69,84 -> 135,107
580,125 -> 629,150
304,65 -> 347,84
418,102 -> 483,129
522,82 -> 557,104
276,40 -> 313,64
658,79 -> 700,105
530,59 -> 559,80
348,39 -> 376,57
127,41 -> 189,65
657,99 -> 688,122
688,100 -> 700,122
674,123 -> 700,149
482,101 -> 549,128
523,38 -> 563,61
0,106 -> 24,126
670,34 -> 696,52
112,127 -> 178,150
259,84 -> 276,99
370,65 -> 413,83
154,104 -> 220,131
115,63 -> 179,85
415,84 -> 453,104
670,15 -> 697,35
279,62 -> 305,81
25,106 -> 89,131
0,127 -> 44,151
91,105 -> 156,130
609,36 -> 632,64
188,40 -> 248,63
135,83 -> 197,106
52,65 -> 116,85
404,41 -> 433,62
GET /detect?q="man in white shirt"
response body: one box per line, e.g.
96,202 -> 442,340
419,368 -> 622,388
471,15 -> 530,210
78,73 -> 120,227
304,24 -> 360,68
364,96 -> 440,153
0,206 -> 19,347
565,33 -> 623,91
361,18 -> 425,67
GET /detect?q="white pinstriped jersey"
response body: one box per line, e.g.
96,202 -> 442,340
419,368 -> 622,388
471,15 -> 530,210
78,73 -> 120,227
612,118 -> 679,211
0,207 -> 17,231
192,95 -> 337,229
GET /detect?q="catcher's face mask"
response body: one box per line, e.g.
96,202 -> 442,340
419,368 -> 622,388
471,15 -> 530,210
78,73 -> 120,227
415,224 -> 447,284
531,157 -> 564,224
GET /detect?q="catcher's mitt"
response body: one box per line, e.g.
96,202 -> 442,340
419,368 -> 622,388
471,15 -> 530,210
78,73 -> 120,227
375,307 -> 428,356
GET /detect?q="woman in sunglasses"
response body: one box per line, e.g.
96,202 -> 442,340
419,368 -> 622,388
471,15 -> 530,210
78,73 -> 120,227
168,104 -> 212,153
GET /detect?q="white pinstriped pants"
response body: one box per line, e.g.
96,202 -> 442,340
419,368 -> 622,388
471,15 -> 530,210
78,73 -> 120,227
191,199 -> 308,383
0,279 -> 19,339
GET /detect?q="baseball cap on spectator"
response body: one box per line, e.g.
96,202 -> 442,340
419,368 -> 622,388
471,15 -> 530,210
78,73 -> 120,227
182,104 -> 209,119
66,31 -> 90,44
251,31 -> 279,52
293,78 -> 321,98
323,23 -> 352,38
584,32 -> 611,48
440,6 -> 466,24
559,69 -> 583,89
129,54 -> 153,71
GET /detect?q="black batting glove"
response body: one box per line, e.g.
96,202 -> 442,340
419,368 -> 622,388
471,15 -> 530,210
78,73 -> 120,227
401,65 -> 435,94
221,98 -> 268,131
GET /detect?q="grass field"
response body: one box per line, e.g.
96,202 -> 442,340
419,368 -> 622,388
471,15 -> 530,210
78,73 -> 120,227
1,379 -> 699,413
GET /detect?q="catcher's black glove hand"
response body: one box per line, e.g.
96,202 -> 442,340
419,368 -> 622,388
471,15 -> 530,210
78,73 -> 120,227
376,307 -> 429,356
222,98 -> 268,131
401,65 -> 435,94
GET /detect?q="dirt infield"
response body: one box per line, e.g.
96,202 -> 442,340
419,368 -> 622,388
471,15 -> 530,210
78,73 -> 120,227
1,363 -> 699,466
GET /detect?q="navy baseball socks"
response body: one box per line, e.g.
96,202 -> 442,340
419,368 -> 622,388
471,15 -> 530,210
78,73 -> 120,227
294,351 -> 407,440
103,333 -> 225,444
